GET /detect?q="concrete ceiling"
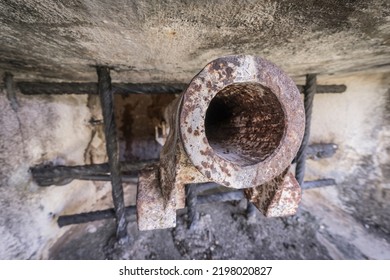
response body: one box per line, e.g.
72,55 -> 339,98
0,0 -> 389,83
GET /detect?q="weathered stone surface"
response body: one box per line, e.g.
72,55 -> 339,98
0,0 -> 389,83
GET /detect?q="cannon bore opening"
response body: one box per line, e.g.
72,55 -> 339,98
205,83 -> 286,166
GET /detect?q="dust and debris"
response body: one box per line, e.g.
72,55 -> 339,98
50,202 -> 332,260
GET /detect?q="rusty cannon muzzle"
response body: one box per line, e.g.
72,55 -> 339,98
137,55 -> 305,230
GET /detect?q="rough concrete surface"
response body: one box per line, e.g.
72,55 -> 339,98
0,0 -> 389,260
0,0 -> 389,83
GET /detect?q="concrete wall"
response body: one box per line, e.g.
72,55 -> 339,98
303,71 -> 390,259
0,0 -> 389,82
0,93 -> 108,259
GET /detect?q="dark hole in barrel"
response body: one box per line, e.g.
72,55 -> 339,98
205,83 -> 286,166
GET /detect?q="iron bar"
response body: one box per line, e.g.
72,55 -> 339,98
302,178 -> 336,189
305,143 -> 338,160
17,82 -> 346,95
18,82 -> 186,95
296,84 -> 345,94
185,184 -> 199,229
196,179 -> 336,193
292,143 -> 337,163
32,163 -> 336,190
57,190 -> 243,228
58,206 -> 136,227
56,178 -> 335,227
295,74 -> 317,186
31,161 -> 156,186
31,141 -> 335,187
97,66 -> 128,242
195,181 -> 336,204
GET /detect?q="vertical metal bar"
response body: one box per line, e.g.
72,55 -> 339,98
303,178 -> 336,189
97,66 -> 129,243
295,74 -> 317,186
186,183 -> 199,229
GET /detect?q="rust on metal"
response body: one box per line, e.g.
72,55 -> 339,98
244,169 -> 302,217
137,55 -> 305,230
179,55 -> 304,189
136,164 -> 176,230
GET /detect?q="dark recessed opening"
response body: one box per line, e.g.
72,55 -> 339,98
205,83 -> 286,166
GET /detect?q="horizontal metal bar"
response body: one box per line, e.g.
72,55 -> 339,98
292,143 -> 338,163
302,178 -> 336,189
18,82 -> 187,95
31,160 -> 157,186
57,190 -> 244,227
33,141 -> 336,187
34,163 -> 336,191
305,143 -> 338,160
17,82 -> 346,95
56,178 -> 335,227
196,178 -> 336,194
73,174 -> 138,183
296,84 -> 346,94
57,206 -> 136,227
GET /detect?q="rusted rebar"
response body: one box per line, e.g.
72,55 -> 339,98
295,74 -> 317,186
17,82 -> 346,95
186,184 -> 199,229
30,143 -> 336,187
31,161 -> 155,186
97,66 -> 128,243
58,206 -> 136,227
56,178 -> 335,227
